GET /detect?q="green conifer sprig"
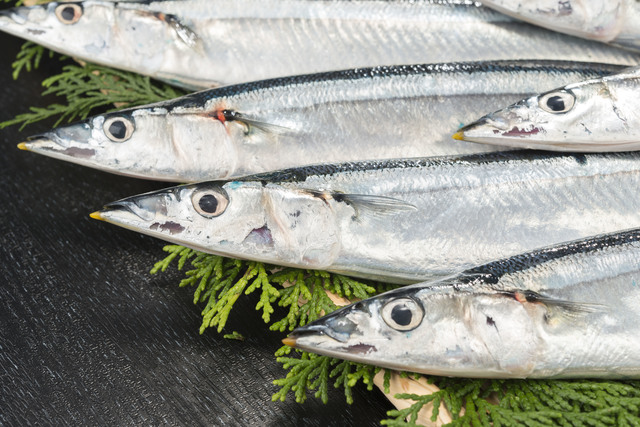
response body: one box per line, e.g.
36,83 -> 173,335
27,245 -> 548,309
150,245 -> 386,335
1,58 -> 185,129
380,378 -> 640,426
11,42 -> 54,80
272,349 -> 381,405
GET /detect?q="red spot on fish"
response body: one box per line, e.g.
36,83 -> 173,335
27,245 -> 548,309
200,109 -> 232,136
514,292 -> 527,303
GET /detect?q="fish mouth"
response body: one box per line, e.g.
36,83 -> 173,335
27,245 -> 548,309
454,115 -> 546,148
284,323 -> 378,358
0,8 -> 29,26
286,304 -> 365,347
286,324 -> 351,344
0,5 -> 48,31
95,187 -> 181,226
18,134 -> 98,163
99,198 -> 159,222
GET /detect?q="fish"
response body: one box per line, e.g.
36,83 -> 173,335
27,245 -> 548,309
285,228 -> 640,379
18,61 -> 626,182
478,0 -> 640,52
454,67 -> 640,152
0,1 -> 638,90
91,151 -> 640,284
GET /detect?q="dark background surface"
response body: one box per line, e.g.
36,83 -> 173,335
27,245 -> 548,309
0,33 -> 393,425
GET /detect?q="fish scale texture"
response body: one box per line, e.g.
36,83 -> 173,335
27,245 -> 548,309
0,33 -> 392,425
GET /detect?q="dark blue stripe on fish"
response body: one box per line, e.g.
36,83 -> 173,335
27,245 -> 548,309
461,228 -> 640,285
241,151 -> 640,183
133,60 -> 624,111
371,228 -> 640,303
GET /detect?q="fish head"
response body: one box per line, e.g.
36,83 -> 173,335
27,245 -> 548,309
0,2 -> 118,61
456,69 -> 640,152
92,180 -> 343,268
479,0 -> 625,42
20,106 -> 238,182
287,282 -> 543,378
0,1 -> 187,75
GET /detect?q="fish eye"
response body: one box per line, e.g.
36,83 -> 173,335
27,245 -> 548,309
381,297 -> 423,331
103,117 -> 135,142
538,90 -> 575,114
191,188 -> 229,218
55,3 -> 83,25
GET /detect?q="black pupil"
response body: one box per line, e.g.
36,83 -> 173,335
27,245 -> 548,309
546,95 -> 566,112
198,194 -> 219,214
390,304 -> 413,327
61,6 -> 76,21
108,120 -> 127,140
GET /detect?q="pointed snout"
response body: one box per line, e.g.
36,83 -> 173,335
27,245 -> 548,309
18,123 -> 98,163
99,196 -> 161,222
0,4 -> 49,29
287,305 -> 362,349
17,133 -> 98,161
0,7 -> 30,26
454,116 -> 508,145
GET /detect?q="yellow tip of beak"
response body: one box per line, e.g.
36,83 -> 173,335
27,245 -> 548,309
89,211 -> 104,221
452,131 -> 465,141
17,142 -> 29,151
281,337 -> 297,347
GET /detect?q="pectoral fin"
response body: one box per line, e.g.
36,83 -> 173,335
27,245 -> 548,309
238,115 -> 295,136
165,15 -> 199,48
138,11 -> 201,49
303,190 -> 416,219
504,290 -> 605,320
335,193 -> 417,215
206,109 -> 296,137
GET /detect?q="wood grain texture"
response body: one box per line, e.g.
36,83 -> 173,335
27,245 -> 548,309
0,32 -> 392,425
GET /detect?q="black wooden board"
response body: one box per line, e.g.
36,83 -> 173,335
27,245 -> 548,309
0,32 -> 393,425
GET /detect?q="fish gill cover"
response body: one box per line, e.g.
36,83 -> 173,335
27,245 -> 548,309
3,4 -> 640,426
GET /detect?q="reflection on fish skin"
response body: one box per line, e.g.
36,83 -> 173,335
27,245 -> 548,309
479,0 -> 640,52
458,67 -> 640,152
0,0 -> 639,90
92,151 -> 640,283
287,229 -> 640,379
19,60 -> 626,182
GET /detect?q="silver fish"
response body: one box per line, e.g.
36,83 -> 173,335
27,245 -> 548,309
286,228 -> 640,379
455,67 -> 640,152
91,151 -> 640,283
0,0 -> 638,89
478,0 -> 640,52
19,61 -> 625,182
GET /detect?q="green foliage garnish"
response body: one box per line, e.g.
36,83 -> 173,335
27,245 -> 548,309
382,378 -> 640,426
272,349 -> 381,405
1,61 -> 184,130
8,38 -> 640,426
151,245 -> 386,334
11,41 -> 55,80
223,331 -> 245,341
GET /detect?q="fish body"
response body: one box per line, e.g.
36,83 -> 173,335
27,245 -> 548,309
457,67 -> 640,152
286,228 -> 640,379
21,61 -> 625,182
479,0 -> 640,52
0,0 -> 638,89
94,151 -> 640,283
